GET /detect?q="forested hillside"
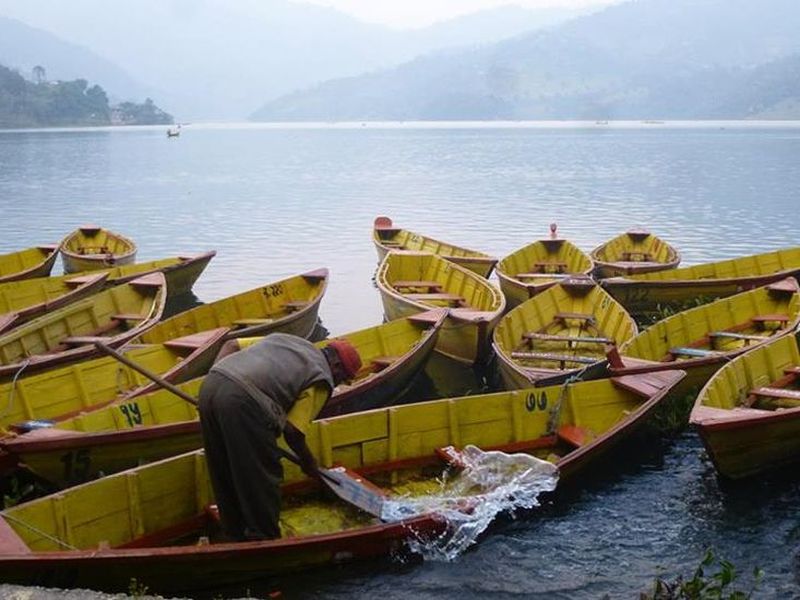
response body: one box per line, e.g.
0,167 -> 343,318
0,64 -> 172,127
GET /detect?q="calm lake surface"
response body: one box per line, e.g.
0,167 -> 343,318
0,121 -> 799,598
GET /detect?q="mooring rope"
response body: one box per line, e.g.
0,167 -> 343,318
1,358 -> 31,422
1,512 -> 78,551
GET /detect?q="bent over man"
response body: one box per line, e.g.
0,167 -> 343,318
198,333 -> 362,541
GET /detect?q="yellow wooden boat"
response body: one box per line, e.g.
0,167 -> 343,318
1,312 -> 447,486
60,225 -> 137,273
0,328 -> 228,438
92,251 -> 215,298
591,228 -> 680,278
610,278 -> 800,395
0,273 -> 166,378
137,268 -> 329,343
496,226 -> 593,308
373,217 -> 498,278
0,245 -> 59,283
0,369 -> 684,594
376,251 -> 505,365
493,278 -> 638,388
600,246 -> 800,320
690,332 -> 800,479
0,272 -> 109,335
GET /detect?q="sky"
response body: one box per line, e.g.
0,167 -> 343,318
299,0 -> 615,28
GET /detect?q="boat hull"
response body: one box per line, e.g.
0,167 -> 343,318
0,371 -> 685,594
376,252 -> 504,365
2,315 -> 445,486
496,238 -> 593,309
591,229 -> 680,279
611,278 -> 800,395
138,268 -> 328,344
493,280 -> 637,388
372,217 -> 497,278
0,245 -> 59,284
601,246 -> 800,320
60,226 -> 137,274
690,333 -> 800,479
0,273 -> 167,378
0,273 -> 109,335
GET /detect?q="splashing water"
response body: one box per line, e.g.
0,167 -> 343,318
380,445 -> 559,561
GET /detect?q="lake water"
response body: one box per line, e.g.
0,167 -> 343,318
0,121 -> 799,598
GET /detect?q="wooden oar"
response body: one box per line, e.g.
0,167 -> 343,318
93,341 -> 386,519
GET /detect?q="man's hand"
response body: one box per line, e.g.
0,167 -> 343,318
283,422 -> 320,481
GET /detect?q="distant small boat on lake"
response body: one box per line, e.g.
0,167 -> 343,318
167,125 -> 181,137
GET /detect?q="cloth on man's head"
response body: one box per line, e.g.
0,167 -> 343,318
327,339 -> 362,379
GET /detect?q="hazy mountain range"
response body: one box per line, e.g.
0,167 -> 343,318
0,0 -> 588,120
2,0 -> 799,123
253,0 -> 800,121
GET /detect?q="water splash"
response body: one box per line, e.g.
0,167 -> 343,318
381,445 -> 559,561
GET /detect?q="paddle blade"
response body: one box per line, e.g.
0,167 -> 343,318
320,466 -> 386,518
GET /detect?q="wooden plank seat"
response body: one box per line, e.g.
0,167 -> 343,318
111,313 -> 147,321
523,332 -> 613,345
370,356 -> 398,372
61,335 -> 109,346
392,280 -> 443,291
783,366 -> 800,376
510,351 -> 598,365
283,301 -> 310,312
708,331 -> 768,346
668,347 -> 719,358
232,318 -> 275,327
751,387 -> 800,401
516,272 -> 571,280
531,261 -> 567,273
621,251 -> 652,261
555,312 -> 595,324
404,292 -> 465,306
750,387 -> 800,409
751,314 -> 791,328
557,425 -> 593,448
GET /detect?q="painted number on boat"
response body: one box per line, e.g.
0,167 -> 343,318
525,391 -> 548,412
119,402 -> 143,427
61,448 -> 91,484
263,284 -> 284,298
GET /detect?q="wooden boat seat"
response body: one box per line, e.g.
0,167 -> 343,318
749,387 -> 800,409
613,261 -> 661,269
554,312 -> 595,324
783,366 -> 800,376
381,240 -> 403,246
111,313 -> 147,321
516,272 -> 570,280
751,387 -> 800,401
708,331 -> 767,345
233,318 -> 275,327
751,314 -> 791,328
392,280 -> 443,291
61,335 -> 109,346
531,261 -> 567,273
610,374 -> 663,398
620,251 -> 652,261
668,347 -> 719,358
283,301 -> 309,313
510,351 -> 598,365
557,425 -> 593,448
523,332 -> 613,345
370,356 -> 398,372
404,292 -> 465,306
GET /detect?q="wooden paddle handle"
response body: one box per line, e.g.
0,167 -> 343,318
94,341 -> 199,407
